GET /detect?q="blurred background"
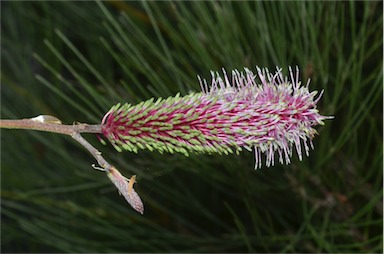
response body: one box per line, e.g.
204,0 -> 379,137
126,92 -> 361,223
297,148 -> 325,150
1,1 -> 382,253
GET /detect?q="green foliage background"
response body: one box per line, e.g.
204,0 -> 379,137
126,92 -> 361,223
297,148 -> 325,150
1,1 -> 382,253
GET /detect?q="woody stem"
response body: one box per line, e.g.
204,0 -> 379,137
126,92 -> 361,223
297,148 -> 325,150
0,118 -> 110,171
0,119 -> 101,135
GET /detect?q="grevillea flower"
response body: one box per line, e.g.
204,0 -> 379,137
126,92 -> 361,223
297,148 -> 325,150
101,67 -> 332,168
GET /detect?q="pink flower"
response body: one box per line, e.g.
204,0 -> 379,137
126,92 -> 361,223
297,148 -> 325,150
101,67 -> 332,168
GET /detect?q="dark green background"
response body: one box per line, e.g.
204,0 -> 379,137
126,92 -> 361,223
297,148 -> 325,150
1,1 -> 382,253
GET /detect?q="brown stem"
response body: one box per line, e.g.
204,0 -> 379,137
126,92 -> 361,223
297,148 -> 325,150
0,119 -> 101,135
0,117 -> 107,170
71,132 -> 111,170
1,116 -> 144,213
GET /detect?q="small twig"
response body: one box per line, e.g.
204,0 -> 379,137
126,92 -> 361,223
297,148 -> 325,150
1,116 -> 144,214
0,117 -> 106,168
71,132 -> 111,171
0,118 -> 101,135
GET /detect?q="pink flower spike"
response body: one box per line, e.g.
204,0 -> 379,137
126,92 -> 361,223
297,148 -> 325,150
101,66 -> 332,169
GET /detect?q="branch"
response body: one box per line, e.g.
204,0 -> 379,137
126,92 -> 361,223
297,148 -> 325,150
1,115 -> 144,214
0,117 -> 101,135
71,132 -> 111,170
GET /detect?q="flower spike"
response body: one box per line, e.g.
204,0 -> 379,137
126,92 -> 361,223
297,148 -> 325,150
101,67 -> 332,169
